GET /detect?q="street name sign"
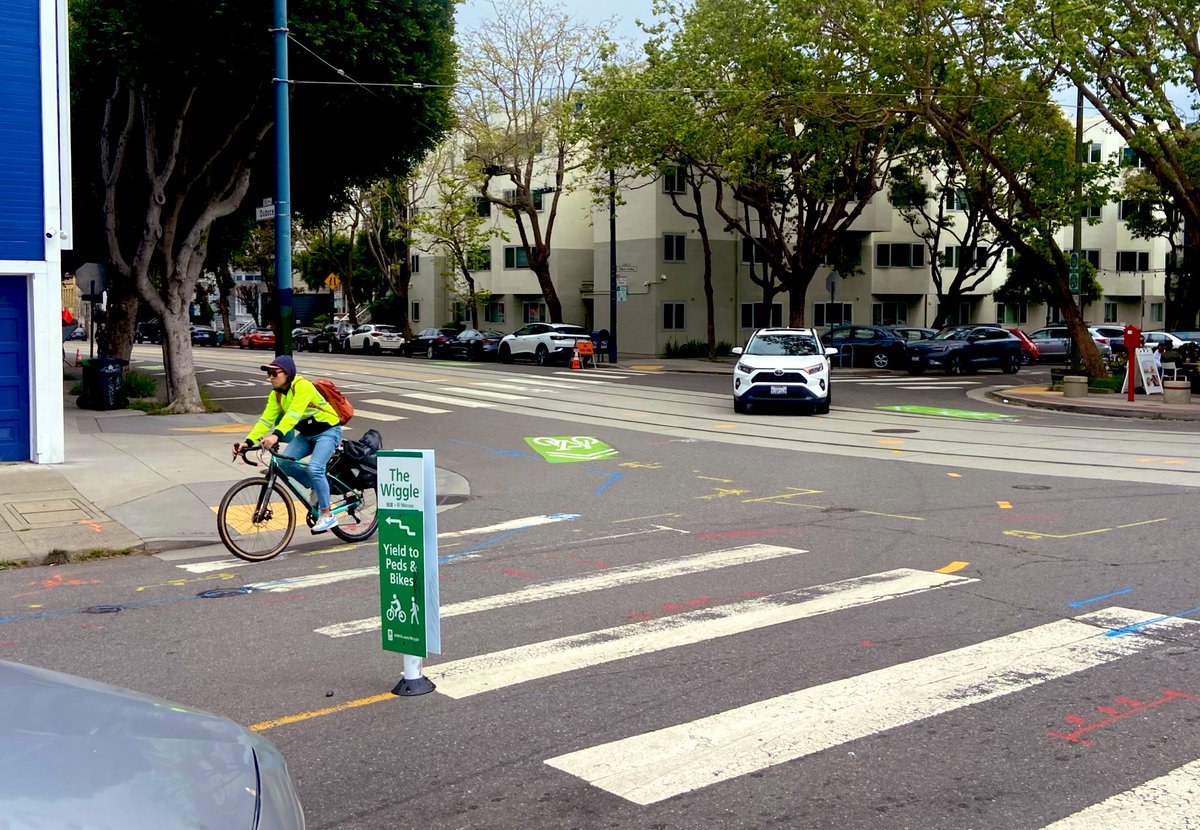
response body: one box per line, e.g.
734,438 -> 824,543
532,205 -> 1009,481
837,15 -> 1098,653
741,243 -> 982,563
377,450 -> 440,657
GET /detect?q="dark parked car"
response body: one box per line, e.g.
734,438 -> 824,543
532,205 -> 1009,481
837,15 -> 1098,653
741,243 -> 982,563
905,324 -> 1023,374
889,326 -> 938,343
292,326 -> 321,351
134,319 -> 162,344
409,326 -> 463,358
190,324 -> 219,347
824,324 -> 908,369
314,323 -> 352,353
0,659 -> 305,828
433,328 -> 507,361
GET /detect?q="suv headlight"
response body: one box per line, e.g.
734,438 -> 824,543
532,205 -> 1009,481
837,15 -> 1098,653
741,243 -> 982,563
735,362 -> 756,374
800,365 -> 825,375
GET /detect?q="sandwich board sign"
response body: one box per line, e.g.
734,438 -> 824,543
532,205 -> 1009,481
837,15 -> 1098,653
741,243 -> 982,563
377,450 -> 440,657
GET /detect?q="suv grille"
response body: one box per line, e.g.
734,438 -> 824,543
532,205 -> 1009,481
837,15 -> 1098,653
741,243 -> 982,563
751,371 -> 807,384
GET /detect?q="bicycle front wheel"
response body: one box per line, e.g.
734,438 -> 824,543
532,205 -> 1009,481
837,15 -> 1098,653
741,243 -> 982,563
217,478 -> 296,561
332,485 -> 378,543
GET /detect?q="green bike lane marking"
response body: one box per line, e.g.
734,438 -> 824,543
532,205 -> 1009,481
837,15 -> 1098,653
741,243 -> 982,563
525,436 -> 619,463
877,405 -> 1016,421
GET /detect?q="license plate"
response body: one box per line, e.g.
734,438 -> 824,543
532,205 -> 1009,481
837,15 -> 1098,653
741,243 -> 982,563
911,356 -> 919,361
770,385 -> 787,395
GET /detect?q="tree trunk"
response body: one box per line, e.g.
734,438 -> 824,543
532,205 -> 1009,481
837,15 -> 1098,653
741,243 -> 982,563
103,275 -> 140,362
159,310 -> 203,411
533,260 -> 563,322
1056,282 -> 1107,377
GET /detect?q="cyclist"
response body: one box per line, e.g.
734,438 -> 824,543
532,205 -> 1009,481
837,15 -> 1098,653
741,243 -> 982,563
232,355 -> 342,533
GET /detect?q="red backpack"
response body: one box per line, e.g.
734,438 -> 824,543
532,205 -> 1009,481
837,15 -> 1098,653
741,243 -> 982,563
275,377 -> 354,426
314,378 -> 354,425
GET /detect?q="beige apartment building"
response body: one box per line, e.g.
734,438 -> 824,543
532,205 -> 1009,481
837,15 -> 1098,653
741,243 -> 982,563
410,116 -> 1172,357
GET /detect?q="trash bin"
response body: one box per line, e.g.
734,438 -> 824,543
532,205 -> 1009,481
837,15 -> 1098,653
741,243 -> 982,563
80,357 -> 128,410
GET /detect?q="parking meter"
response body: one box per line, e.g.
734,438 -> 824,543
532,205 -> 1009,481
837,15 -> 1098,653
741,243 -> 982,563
1124,325 -> 1141,401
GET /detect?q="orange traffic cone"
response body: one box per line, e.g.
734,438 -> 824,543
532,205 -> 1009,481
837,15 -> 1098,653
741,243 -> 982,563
570,348 -> 582,370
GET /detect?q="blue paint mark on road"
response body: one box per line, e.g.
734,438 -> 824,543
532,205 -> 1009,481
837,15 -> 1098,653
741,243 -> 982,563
446,437 -> 530,458
1069,588 -> 1133,608
1105,603 -> 1200,637
587,466 -> 623,495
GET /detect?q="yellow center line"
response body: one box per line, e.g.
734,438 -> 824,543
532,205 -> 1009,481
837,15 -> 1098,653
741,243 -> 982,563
712,423 -> 738,429
250,692 -> 395,732
1116,518 -> 1169,529
876,438 -> 905,445
936,561 -> 969,573
997,501 -> 1013,509
947,472 -> 962,477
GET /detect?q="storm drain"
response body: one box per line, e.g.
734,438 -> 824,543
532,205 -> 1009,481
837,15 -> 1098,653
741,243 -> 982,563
197,587 -> 255,599
82,605 -> 122,614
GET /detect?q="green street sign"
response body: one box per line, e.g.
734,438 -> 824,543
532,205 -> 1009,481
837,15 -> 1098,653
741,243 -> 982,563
377,450 -> 440,657
1068,272 -> 1080,292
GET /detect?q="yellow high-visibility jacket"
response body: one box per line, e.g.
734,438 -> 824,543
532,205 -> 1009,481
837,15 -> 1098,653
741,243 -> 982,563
246,376 -> 339,442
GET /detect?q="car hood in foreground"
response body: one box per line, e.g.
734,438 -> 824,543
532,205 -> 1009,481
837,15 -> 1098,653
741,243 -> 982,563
0,660 -> 304,829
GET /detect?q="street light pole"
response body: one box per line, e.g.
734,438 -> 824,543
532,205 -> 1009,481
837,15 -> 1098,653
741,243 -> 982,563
272,0 -> 294,356
608,168 -> 618,364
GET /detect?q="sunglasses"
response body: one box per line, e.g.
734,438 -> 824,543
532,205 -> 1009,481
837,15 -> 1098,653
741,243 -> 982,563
266,368 -> 284,377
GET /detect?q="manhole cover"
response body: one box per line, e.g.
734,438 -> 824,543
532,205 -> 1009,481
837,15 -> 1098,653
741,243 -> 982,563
82,605 -> 121,614
197,587 -> 255,599
1012,485 -> 1051,491
872,428 -> 919,434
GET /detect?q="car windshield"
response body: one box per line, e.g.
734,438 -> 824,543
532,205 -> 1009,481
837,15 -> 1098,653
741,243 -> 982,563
746,334 -> 819,356
932,327 -> 970,341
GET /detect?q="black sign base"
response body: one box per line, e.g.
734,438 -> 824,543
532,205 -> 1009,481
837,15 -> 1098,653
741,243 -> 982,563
392,676 -> 436,696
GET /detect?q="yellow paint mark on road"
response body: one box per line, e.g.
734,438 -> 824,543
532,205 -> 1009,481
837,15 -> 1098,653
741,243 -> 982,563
171,423 -> 254,433
859,510 -> 925,521
250,692 -> 395,732
28,604 -> 42,609
1117,518 -> 1169,529
1005,518 -> 1167,541
612,513 -> 682,523
876,438 -> 905,445
618,461 -> 662,469
698,487 -> 752,500
997,501 -> 1013,509
136,572 -> 238,591
742,488 -> 823,503
299,543 -> 368,557
947,472 -> 962,478
712,423 -> 738,429
628,365 -> 663,372
891,449 -> 904,455
694,474 -> 734,483
1136,457 -> 1187,465
936,561 -> 969,574
621,411 -> 648,418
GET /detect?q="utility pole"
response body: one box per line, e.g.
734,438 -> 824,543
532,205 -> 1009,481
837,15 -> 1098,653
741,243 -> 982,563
272,0 -> 294,356
1069,85 -> 1084,368
608,168 -> 618,364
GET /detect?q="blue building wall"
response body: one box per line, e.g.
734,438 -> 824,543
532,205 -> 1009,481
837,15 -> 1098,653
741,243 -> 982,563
0,0 -> 45,261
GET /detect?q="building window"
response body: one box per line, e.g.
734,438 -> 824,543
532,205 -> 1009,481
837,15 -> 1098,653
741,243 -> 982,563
1103,301 -> 1118,323
871,302 -> 907,326
484,301 -> 505,324
662,302 -> 685,330
504,246 -> 530,269
467,248 -> 492,271
662,165 -> 687,194
944,188 -> 970,211
1080,204 -> 1102,220
451,302 -> 470,323
740,237 -> 767,264
411,301 -> 420,322
945,302 -> 972,325
663,233 -> 686,262
1150,302 -> 1164,323
522,302 -> 546,323
410,254 -> 420,273
943,246 -> 988,268
1083,142 -> 1102,163
995,302 -> 1028,325
739,302 -> 783,328
1118,199 -> 1149,222
532,189 -> 545,211
1121,146 -> 1145,168
1082,249 -> 1101,269
813,302 -> 852,327
474,197 -> 491,217
1115,251 -> 1150,271
876,243 -> 926,268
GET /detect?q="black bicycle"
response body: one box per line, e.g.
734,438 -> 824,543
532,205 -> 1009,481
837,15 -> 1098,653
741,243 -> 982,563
217,443 -> 378,562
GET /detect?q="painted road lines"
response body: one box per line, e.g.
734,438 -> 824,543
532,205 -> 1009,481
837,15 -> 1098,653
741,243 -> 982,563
403,392 -> 496,408
348,409 -> 407,421
439,386 -> 530,401
363,398 -> 450,414
314,543 -> 811,639
545,606 -> 1195,805
1039,757 -> 1200,829
177,559 -> 251,574
546,374 -> 609,384
427,568 -> 976,699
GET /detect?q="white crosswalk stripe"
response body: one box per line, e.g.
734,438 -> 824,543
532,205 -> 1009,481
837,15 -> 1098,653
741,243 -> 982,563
438,386 -> 529,401
428,568 -> 976,699
1039,758 -> 1200,829
403,392 -> 495,408
313,543 -> 810,638
363,398 -> 449,414
349,408 -> 406,421
545,606 -> 1196,805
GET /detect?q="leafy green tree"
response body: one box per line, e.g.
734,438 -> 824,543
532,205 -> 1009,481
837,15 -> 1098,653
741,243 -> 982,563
69,0 -> 455,411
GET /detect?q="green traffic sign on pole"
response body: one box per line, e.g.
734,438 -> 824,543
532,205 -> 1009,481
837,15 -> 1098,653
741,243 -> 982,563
378,450 -> 440,695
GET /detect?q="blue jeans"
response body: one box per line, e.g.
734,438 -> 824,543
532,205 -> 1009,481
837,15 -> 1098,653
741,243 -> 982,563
278,425 -> 342,511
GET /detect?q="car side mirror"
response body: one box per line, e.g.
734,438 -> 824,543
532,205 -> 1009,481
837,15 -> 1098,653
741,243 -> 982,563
730,346 -> 744,356
825,347 -> 838,357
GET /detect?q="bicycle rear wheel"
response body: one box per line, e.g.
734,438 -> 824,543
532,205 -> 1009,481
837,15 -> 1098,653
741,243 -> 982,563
332,486 -> 378,542
217,477 -> 296,561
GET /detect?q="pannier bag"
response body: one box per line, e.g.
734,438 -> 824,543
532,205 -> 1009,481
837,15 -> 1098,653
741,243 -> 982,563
328,429 -> 383,492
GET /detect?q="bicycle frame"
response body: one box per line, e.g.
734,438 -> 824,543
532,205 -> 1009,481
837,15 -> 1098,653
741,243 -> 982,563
253,451 -> 363,522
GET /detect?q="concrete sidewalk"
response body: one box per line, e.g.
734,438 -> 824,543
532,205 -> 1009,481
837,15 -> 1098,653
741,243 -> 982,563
0,392 -> 468,566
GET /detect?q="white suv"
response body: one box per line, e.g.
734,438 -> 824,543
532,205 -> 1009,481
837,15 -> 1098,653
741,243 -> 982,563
731,328 -> 838,414
498,323 -> 591,365
346,324 -> 405,354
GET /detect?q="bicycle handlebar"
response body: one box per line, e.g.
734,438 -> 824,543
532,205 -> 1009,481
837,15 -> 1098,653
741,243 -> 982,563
233,441 -> 286,467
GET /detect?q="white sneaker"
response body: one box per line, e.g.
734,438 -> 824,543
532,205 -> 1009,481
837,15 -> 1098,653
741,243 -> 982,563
311,513 -> 337,534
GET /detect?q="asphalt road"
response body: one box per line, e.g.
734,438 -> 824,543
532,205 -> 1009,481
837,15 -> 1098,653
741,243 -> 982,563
5,348 -> 1200,828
